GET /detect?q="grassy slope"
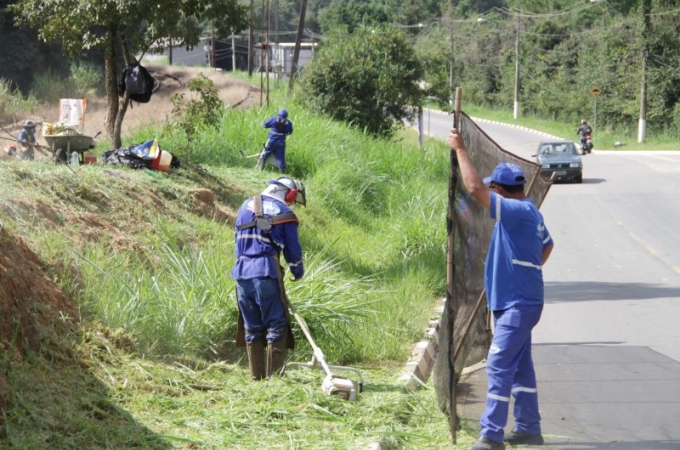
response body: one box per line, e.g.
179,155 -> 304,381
0,88 -> 478,448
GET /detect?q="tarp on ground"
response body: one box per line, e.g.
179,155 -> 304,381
432,111 -> 552,418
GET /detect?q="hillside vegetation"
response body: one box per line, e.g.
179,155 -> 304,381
0,78 -> 481,448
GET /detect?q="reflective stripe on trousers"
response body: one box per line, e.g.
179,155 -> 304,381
480,304 -> 543,443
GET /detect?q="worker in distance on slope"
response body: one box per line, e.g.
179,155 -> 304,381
232,177 -> 306,380
17,120 -> 38,160
257,108 -> 293,173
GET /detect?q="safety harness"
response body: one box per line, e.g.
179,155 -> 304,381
236,195 -> 298,237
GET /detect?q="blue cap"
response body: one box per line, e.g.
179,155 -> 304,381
482,162 -> 527,186
278,108 -> 288,118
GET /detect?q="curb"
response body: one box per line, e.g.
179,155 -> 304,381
399,299 -> 445,390
399,298 -> 489,391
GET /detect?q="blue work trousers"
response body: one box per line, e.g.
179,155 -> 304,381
263,142 -> 286,170
236,277 -> 288,344
481,304 -> 543,443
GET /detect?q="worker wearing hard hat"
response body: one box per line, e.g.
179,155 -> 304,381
257,108 -> 293,173
17,120 -> 37,160
232,177 -> 306,380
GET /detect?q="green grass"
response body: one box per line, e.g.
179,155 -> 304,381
0,78 -> 39,122
0,81 -> 481,448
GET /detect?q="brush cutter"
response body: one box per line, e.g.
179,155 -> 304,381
279,299 -> 364,401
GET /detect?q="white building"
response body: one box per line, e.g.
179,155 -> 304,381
258,42 -> 317,75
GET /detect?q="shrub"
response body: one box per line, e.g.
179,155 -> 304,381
299,25 -> 425,139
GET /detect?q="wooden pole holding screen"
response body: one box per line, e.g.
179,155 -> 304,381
447,87 -> 462,444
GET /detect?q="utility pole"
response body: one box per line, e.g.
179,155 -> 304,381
248,0 -> 254,77
513,12 -> 520,119
449,21 -> 454,106
260,0 -> 270,107
288,0 -> 308,94
231,30 -> 236,71
638,52 -> 647,143
274,0 -> 279,79
638,0 -> 651,143
211,21 -> 216,68
168,35 -> 173,65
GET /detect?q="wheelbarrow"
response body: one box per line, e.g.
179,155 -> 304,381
44,132 -> 100,164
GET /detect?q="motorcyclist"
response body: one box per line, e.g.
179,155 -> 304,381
575,119 -> 592,150
17,120 -> 37,160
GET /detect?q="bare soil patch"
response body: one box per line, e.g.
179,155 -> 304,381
2,65 -> 262,161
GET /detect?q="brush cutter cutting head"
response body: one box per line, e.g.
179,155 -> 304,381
322,374 -> 357,401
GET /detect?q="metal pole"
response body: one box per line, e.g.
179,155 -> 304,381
513,13 -> 520,119
418,106 -> 424,148
231,30 -> 236,71
211,21 -> 215,68
594,98 -> 597,143
638,52 -> 647,143
248,0 -> 254,77
449,23 -> 454,106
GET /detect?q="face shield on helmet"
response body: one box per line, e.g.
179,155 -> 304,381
269,177 -> 306,206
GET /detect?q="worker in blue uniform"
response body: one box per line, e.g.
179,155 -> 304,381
17,120 -> 37,160
257,108 -> 294,173
232,177 -> 306,380
448,128 -> 554,450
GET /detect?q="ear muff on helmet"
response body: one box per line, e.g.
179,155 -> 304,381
284,187 -> 298,204
275,176 -> 297,203
269,177 -> 306,206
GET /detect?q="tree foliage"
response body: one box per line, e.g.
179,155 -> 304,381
167,74 -> 223,164
8,0 -> 247,147
299,25 -> 425,138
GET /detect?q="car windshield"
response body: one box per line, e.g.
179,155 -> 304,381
539,143 -> 578,156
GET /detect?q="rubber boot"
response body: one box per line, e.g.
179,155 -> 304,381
266,338 -> 287,379
246,337 -> 266,381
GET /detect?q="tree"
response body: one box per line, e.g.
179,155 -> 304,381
299,25 -> 425,138
9,0 -> 247,148
167,74 -> 222,164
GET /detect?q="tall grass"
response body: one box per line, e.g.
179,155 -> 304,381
16,84 -> 451,366
30,62 -> 103,104
0,78 -> 39,123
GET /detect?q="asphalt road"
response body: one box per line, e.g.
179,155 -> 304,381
419,110 -> 680,449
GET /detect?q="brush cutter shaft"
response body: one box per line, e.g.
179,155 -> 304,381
290,308 -> 333,376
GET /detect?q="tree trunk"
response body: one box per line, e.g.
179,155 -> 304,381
104,24 -> 121,148
113,95 -> 130,147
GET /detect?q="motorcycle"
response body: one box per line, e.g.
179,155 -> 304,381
581,134 -> 593,155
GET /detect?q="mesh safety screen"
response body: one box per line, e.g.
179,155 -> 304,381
432,111 -> 552,417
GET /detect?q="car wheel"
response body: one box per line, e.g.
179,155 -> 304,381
576,174 -> 583,183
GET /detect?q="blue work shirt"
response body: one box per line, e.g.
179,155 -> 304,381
17,130 -> 36,145
263,116 -> 293,147
231,194 -> 304,281
485,192 -> 553,311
